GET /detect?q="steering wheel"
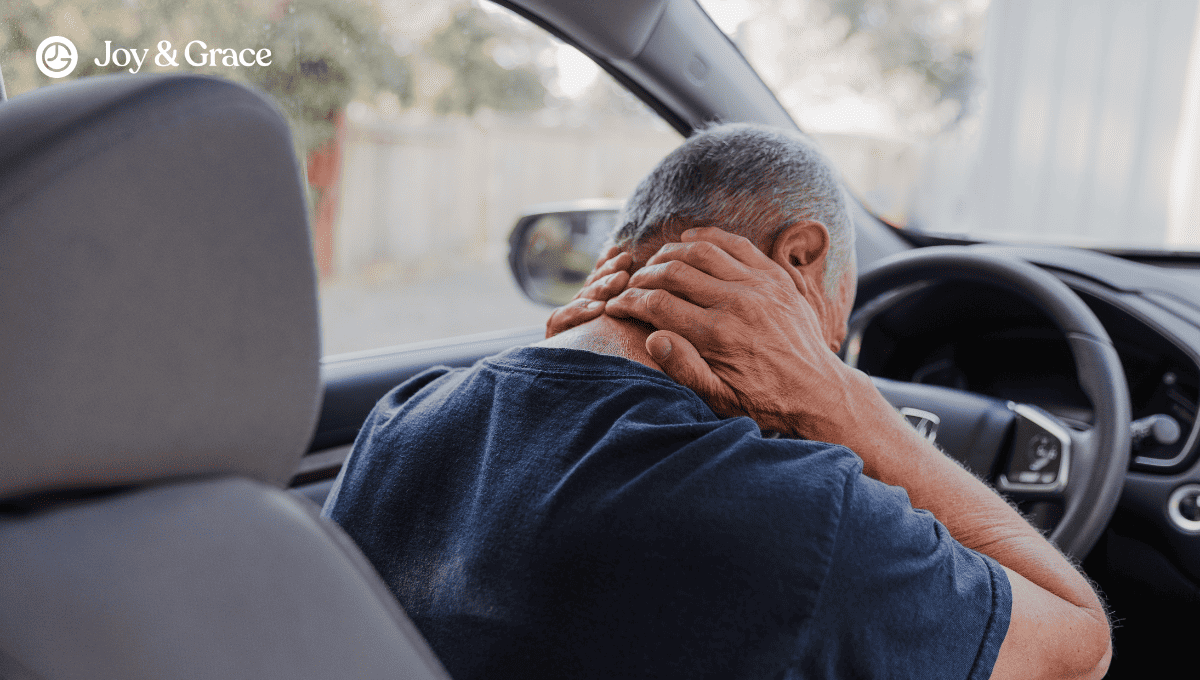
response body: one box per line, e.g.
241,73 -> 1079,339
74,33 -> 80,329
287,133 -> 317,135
851,247 -> 1131,559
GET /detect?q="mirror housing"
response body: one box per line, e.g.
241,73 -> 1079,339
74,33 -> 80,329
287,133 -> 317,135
507,199 -> 623,306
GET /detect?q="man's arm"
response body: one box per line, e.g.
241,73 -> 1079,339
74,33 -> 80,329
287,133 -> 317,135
605,227 -> 1111,680
826,391 -> 1111,680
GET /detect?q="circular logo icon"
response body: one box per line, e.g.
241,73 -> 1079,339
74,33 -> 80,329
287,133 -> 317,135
36,36 -> 78,78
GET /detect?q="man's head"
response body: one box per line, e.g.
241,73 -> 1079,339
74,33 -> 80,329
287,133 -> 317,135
607,123 -> 856,349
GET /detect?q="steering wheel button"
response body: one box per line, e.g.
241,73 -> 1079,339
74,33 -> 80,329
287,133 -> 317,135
999,403 -> 1071,493
1007,422 -> 1063,478
1028,434 -> 1059,468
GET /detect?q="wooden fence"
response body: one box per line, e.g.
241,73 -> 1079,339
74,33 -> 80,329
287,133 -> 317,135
330,110 -> 681,281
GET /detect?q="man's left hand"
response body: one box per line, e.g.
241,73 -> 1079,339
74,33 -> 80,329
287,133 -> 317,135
544,245 -> 632,338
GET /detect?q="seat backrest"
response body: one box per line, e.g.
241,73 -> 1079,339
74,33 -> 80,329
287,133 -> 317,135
0,74 -> 450,680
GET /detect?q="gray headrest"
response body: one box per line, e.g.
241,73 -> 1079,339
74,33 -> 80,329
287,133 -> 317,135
0,74 -> 321,499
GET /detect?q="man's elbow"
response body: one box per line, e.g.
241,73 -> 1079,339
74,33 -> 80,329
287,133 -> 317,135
1089,636 -> 1113,680
992,576 -> 1113,680
1073,609 -> 1112,680
1044,608 -> 1111,680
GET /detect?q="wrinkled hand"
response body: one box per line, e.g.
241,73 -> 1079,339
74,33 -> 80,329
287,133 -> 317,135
545,245 -> 632,338
605,227 -> 860,440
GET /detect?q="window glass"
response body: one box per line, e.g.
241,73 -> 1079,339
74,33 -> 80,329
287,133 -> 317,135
1,0 -> 681,356
700,0 -> 1200,252
698,0 -> 989,226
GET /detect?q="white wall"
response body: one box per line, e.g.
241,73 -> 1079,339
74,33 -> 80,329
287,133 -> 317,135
918,0 -> 1200,249
333,111 -> 680,280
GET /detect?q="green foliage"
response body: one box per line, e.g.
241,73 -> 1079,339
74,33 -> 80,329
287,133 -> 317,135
825,0 -> 983,118
0,0 -> 412,152
1,0 -> 638,143
247,0 -> 413,149
423,4 -> 546,115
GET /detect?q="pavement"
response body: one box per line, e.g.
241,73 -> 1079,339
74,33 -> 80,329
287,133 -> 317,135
318,257 -> 555,356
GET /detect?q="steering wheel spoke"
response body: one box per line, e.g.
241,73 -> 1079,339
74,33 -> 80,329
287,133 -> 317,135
997,403 -> 1073,494
872,377 -> 1016,479
994,407 -> 1100,533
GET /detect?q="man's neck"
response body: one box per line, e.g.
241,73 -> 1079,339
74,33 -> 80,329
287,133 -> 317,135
534,315 -> 663,372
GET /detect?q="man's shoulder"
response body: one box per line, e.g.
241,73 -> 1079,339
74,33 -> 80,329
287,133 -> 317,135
384,345 -> 698,395
482,345 -> 696,390
370,345 -> 716,431
349,344 -> 865,507
381,346 -> 859,462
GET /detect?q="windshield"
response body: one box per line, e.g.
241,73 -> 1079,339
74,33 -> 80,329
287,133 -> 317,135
699,0 -> 1200,252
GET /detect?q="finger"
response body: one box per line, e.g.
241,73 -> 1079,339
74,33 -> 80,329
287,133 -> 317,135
588,245 -> 621,279
681,226 -> 778,272
643,239 -> 757,284
626,259 -> 734,309
646,330 -> 740,418
606,287 -> 718,348
582,249 -> 631,288
545,298 -> 605,338
577,270 -> 630,303
547,252 -> 633,339
595,244 -> 621,268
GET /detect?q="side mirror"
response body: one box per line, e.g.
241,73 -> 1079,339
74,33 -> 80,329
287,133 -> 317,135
507,200 -> 623,306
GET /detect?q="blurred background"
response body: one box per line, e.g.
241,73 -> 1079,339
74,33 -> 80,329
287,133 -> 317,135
5,0 -> 1200,354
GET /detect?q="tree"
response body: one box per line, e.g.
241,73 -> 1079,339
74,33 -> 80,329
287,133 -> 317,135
0,0 -> 412,153
247,0 -> 413,150
824,0 -> 985,124
422,2 -> 546,115
726,0 -> 987,135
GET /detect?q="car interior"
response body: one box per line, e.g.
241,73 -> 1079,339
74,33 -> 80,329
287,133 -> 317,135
2,0 -> 1199,678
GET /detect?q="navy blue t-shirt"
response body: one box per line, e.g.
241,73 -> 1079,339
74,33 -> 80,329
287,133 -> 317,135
324,346 -> 1010,679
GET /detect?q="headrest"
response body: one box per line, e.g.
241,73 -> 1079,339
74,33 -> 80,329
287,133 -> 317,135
0,74 -> 321,500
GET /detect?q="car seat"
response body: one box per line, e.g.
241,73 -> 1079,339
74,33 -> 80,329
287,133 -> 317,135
0,73 -> 450,680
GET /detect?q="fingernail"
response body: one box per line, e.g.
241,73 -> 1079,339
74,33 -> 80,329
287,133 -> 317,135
682,228 -> 697,239
649,336 -> 672,360
586,300 -> 603,310
600,272 -> 617,285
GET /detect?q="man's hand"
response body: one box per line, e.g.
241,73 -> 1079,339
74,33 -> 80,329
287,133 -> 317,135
605,227 -> 858,441
545,246 -> 632,339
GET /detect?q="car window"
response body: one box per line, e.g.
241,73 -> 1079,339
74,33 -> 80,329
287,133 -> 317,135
1,0 -> 681,356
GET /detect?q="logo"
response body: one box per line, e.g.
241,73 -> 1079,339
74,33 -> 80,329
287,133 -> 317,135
900,407 -> 940,444
36,36 -> 78,78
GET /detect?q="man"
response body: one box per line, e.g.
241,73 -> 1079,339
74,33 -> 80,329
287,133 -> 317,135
324,124 -> 1111,679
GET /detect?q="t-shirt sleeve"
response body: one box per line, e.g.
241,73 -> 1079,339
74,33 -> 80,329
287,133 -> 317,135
789,470 -> 1011,680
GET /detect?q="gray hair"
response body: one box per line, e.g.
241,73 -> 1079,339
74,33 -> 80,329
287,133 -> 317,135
612,123 -> 854,297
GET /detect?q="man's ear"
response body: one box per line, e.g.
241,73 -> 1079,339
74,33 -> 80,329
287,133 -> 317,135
770,220 -> 830,292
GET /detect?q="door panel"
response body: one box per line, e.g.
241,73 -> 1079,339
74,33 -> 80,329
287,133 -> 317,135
292,326 -> 545,501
